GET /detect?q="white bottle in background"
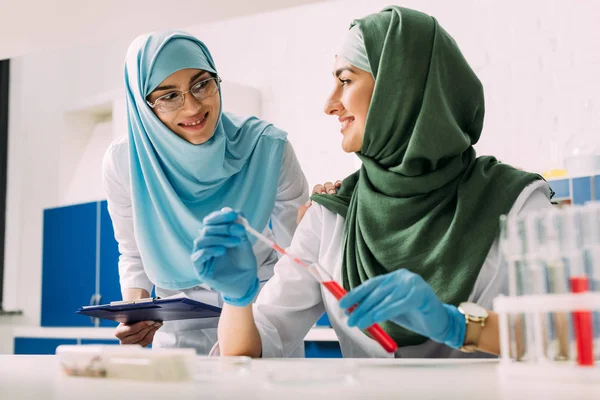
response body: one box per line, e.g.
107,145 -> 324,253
563,100 -> 600,176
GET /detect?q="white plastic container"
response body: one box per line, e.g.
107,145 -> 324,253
56,345 -> 196,382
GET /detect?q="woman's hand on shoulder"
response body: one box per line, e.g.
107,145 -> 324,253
297,180 -> 342,224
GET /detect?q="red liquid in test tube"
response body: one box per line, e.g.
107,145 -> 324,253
570,276 -> 594,366
322,280 -> 398,353
240,219 -> 398,354
277,244 -> 398,353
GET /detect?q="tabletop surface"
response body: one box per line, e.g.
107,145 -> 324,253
0,355 -> 598,400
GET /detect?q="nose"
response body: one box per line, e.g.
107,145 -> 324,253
324,87 -> 343,116
181,91 -> 202,113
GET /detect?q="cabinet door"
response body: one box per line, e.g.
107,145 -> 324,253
315,312 -> 332,327
41,203 -> 97,327
98,201 -> 121,327
81,339 -> 120,345
13,337 -> 77,355
304,341 -> 342,358
572,177 -> 592,205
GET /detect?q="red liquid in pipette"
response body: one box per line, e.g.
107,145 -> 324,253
273,244 -> 286,254
322,280 -> 398,353
570,276 -> 594,367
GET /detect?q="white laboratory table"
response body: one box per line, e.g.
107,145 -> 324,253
11,326 -> 339,342
0,356 -> 598,400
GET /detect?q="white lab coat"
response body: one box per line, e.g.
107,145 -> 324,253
214,180 -> 553,358
102,136 -> 309,354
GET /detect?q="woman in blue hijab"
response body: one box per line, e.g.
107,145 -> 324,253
102,31 -> 308,354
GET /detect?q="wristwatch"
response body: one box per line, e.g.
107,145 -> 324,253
457,302 -> 489,353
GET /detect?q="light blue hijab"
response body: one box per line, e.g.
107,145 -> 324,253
124,31 -> 287,290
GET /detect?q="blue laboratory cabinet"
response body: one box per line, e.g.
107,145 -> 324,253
41,200 -> 121,327
304,341 -> 342,358
13,338 -> 120,355
13,338 -> 78,355
547,174 -> 600,205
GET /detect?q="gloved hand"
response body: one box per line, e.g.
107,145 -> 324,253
338,269 -> 466,349
191,208 -> 259,307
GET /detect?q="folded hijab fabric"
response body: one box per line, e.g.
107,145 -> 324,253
124,31 -> 287,290
338,24 -> 372,74
313,7 -> 544,346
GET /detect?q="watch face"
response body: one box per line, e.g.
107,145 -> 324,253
459,302 -> 488,318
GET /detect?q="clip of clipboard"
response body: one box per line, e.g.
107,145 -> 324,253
76,297 -> 222,324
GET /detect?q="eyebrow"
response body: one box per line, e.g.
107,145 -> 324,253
189,70 -> 209,84
151,70 -> 210,92
334,66 -> 356,77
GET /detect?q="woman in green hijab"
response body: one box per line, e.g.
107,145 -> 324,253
192,6 -> 553,358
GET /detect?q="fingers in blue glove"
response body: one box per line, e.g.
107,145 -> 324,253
340,270 -> 419,330
191,245 -> 227,264
193,234 -> 242,250
199,223 -> 246,238
194,218 -> 248,251
353,287 -> 418,329
202,208 -> 239,225
339,274 -> 386,309
369,289 -> 416,323
345,276 -> 396,329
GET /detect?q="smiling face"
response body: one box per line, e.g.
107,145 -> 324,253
323,57 -> 375,153
146,68 -> 221,145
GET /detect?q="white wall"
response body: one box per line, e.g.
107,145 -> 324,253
62,120 -> 113,205
179,0 -> 600,177
0,0 -> 327,59
2,0 -> 600,351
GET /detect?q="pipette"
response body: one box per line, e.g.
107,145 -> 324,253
237,216 -> 398,353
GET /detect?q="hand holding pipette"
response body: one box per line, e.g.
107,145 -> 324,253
191,210 -> 260,307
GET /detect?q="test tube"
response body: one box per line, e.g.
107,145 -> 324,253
523,212 -> 552,361
559,207 -> 594,366
540,208 -> 572,361
580,202 -> 600,360
514,215 -> 537,360
500,215 -> 519,297
523,212 -> 548,294
500,215 -> 527,360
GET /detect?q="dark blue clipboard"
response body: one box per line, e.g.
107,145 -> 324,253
76,297 -> 222,324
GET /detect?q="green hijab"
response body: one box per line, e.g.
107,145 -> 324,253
312,6 -> 544,346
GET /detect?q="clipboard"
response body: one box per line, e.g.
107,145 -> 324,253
76,297 -> 222,324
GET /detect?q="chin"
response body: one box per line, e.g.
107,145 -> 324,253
341,138 -> 360,153
175,122 -> 217,145
189,132 -> 214,145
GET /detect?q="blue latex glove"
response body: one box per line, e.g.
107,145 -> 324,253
338,269 -> 466,349
191,209 -> 259,307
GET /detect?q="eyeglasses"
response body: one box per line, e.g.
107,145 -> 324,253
146,76 -> 222,113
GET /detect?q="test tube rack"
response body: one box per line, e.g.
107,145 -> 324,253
495,201 -> 600,383
495,293 -> 600,383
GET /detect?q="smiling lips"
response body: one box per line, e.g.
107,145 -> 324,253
180,111 -> 209,128
340,116 -> 355,131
